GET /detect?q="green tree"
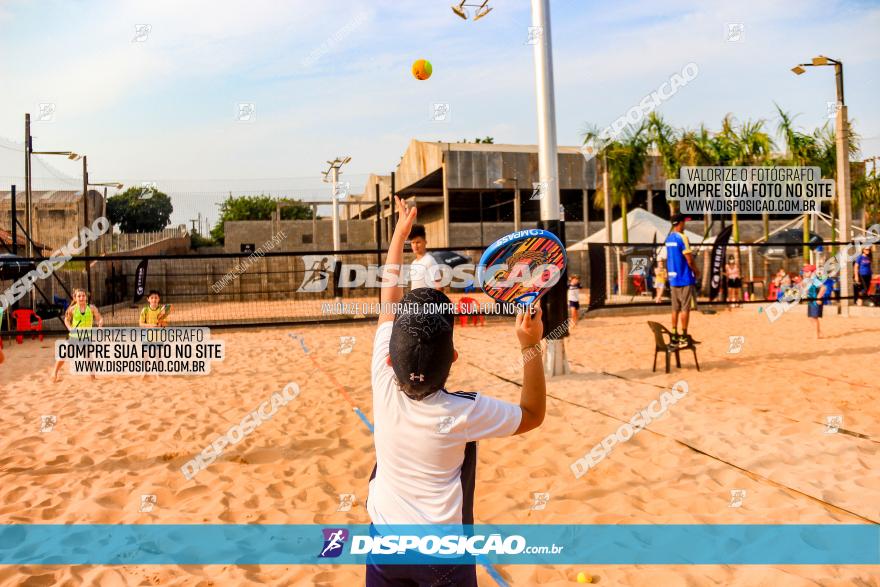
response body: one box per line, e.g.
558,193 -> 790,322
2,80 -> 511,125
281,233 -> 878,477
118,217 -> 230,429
775,106 -> 821,258
723,116 -> 774,244
646,112 -> 681,215
853,166 -> 880,225
106,187 -> 173,233
584,124 -> 650,243
210,194 -> 314,243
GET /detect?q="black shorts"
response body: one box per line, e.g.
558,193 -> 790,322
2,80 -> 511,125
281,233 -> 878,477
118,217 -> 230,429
727,278 -> 742,289
569,300 -> 580,309
366,561 -> 477,586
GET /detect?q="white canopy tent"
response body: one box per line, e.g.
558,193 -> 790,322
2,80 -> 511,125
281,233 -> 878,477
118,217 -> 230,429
568,208 -> 710,251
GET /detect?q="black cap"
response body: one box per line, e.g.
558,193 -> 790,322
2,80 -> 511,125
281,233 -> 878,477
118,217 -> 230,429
390,288 -> 455,400
670,213 -> 691,224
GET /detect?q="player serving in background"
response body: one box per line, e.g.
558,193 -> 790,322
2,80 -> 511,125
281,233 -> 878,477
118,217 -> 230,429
52,289 -> 103,382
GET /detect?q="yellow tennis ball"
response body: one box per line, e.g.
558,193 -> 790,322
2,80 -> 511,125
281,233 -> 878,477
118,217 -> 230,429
412,59 -> 432,80
576,572 -> 592,583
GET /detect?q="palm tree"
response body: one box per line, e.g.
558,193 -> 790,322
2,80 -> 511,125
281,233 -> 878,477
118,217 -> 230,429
586,124 -> 650,243
675,125 -> 717,167
646,112 -> 680,215
719,117 -> 775,279
775,105 -> 820,258
854,167 -> 880,225
804,118 -> 859,250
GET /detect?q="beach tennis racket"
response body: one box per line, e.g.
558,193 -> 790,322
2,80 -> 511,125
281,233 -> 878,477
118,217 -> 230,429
477,229 -> 567,307
157,304 -> 172,326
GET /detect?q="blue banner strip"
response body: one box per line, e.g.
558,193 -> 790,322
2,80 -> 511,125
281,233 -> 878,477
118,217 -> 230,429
0,525 -> 876,565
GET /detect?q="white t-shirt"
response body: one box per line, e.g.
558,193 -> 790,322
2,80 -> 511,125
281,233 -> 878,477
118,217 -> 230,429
367,322 -> 522,525
409,253 -> 439,289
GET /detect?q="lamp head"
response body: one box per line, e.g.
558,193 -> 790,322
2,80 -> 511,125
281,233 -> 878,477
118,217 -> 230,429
791,65 -> 806,75
812,56 -> 829,66
474,5 -> 492,20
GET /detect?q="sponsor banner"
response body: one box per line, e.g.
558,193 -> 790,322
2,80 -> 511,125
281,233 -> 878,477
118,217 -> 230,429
133,259 -> 149,303
0,524 -> 875,565
709,225 -> 734,301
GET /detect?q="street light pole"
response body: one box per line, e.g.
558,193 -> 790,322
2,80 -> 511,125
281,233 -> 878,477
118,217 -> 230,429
792,56 -> 853,315
82,155 -> 92,296
24,114 -> 33,309
330,165 -> 341,252
833,70 -> 853,316
323,156 -> 351,303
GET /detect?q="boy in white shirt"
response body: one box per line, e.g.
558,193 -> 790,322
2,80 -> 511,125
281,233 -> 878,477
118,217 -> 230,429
367,196 -> 546,586
407,224 -> 440,290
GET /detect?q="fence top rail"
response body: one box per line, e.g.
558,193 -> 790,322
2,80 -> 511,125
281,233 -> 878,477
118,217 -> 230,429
6,238 -> 875,263
5,244 -> 493,263
591,240 -> 874,248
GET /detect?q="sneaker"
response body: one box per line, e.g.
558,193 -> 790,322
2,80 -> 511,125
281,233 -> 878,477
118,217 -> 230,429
676,335 -> 691,349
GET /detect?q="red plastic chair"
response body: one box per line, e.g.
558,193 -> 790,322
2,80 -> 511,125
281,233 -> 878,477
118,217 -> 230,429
632,274 -> 646,295
12,309 -> 43,344
457,297 -> 485,327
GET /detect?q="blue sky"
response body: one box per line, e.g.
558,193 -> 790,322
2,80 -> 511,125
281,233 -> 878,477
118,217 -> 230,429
1,0 -> 878,226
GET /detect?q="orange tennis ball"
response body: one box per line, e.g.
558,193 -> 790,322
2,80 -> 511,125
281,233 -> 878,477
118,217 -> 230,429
412,59 -> 432,80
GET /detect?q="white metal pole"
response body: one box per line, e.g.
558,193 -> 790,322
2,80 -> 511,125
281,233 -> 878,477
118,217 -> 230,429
531,0 -> 560,220
531,0 -> 567,376
331,167 -> 341,251
836,104 -> 852,316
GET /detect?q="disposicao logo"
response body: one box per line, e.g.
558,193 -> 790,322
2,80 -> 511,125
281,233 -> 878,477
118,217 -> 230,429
319,528 -> 349,558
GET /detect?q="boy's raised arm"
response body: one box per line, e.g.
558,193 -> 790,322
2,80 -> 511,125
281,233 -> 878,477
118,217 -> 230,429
378,196 -> 417,324
514,306 -> 546,435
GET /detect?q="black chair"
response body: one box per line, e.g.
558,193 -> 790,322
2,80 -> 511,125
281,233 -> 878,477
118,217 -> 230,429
647,321 -> 700,373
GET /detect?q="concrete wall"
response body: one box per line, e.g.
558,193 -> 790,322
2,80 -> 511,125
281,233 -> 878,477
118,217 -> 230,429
223,219 -> 380,253
0,190 -> 104,251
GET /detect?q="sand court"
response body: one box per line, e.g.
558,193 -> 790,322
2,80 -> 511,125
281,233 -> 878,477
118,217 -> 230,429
0,307 -> 878,585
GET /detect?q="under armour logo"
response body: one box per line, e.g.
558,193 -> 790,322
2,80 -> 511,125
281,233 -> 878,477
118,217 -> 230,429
409,373 -> 425,382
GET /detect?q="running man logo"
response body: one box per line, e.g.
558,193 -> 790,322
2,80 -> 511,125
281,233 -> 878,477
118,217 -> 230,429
728,489 -> 746,508
825,415 -> 842,434
40,415 -> 57,433
318,528 -> 349,558
333,182 -> 351,200
727,336 -> 745,354
339,336 -> 355,355
525,25 -> 543,45
436,416 -> 456,434
337,493 -> 356,512
530,181 -> 549,201
530,492 -> 550,511
629,257 -> 648,276
298,255 -> 337,293
139,494 -> 157,513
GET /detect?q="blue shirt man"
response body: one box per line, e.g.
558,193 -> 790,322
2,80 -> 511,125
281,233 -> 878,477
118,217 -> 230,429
664,213 -> 699,347
665,231 -> 696,287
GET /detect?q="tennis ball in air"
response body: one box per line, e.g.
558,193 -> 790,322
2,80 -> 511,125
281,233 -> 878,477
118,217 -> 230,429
412,59 -> 432,80
576,572 -> 592,583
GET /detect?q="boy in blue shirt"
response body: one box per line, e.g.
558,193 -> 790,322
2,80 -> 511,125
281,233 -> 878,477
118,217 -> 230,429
803,265 -> 827,338
664,213 -> 700,347
853,247 -> 873,306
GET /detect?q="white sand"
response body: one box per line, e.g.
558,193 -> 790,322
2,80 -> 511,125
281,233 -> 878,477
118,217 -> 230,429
0,306 -> 877,585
